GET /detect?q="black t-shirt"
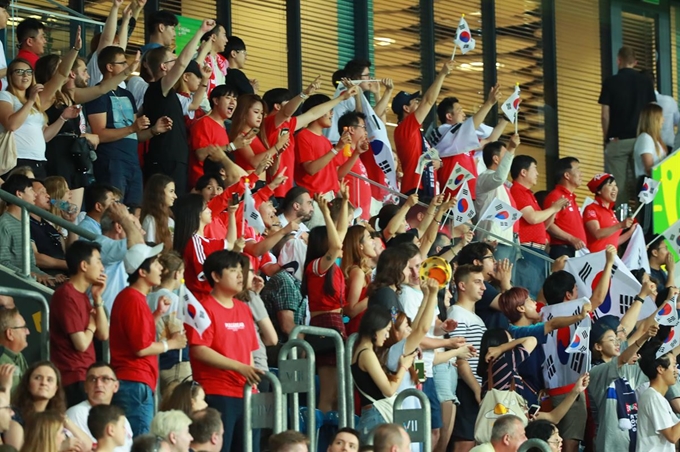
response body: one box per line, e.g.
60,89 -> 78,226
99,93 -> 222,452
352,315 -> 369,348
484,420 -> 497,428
29,216 -> 65,275
225,68 -> 254,96
598,68 -> 656,140
142,79 -> 189,163
475,281 -> 509,330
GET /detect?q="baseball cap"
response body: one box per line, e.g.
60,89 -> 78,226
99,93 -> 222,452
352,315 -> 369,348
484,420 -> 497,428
124,243 -> 164,274
587,173 -> 614,194
391,91 -> 421,117
589,315 -> 620,351
184,60 -> 203,79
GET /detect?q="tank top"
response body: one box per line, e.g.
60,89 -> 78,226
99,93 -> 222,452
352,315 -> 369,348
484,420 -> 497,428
351,348 -> 385,406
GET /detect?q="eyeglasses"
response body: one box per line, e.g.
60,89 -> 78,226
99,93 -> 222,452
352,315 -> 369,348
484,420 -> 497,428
164,58 -> 178,65
548,439 -> 563,445
9,325 -> 27,330
12,69 -> 33,76
86,375 -> 117,384
236,50 -> 247,55
353,124 -> 367,129
481,255 -> 496,262
0,406 -> 12,411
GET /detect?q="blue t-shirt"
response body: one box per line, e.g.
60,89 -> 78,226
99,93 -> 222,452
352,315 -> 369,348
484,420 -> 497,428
476,282 -> 509,330
84,86 -> 138,161
508,322 -> 548,405
650,267 -> 668,288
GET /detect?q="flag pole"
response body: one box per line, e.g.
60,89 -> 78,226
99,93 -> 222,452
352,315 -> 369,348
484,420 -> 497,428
440,209 -> 451,231
451,45 -> 457,61
514,107 -> 519,135
646,233 -> 664,249
241,182 -> 248,236
416,171 -> 424,194
631,202 -> 644,220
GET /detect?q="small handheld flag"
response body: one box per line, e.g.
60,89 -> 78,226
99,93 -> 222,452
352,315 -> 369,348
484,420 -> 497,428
244,183 -> 265,234
477,198 -> 522,232
444,162 -> 475,192
452,180 -> 475,227
566,313 -> 591,354
657,322 -> 680,358
655,294 -> 679,326
632,177 -> 660,219
501,83 -> 521,126
453,15 -> 476,58
179,284 -> 212,338
660,219 -> 680,258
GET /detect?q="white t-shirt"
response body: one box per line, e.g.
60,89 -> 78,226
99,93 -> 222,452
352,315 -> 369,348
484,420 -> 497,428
0,40 -> 7,90
142,215 -> 175,244
126,76 -> 148,111
637,386 -> 679,452
447,303 -> 486,385
65,400 -> 133,452
399,285 -> 439,378
0,91 -> 46,161
633,132 -> 667,178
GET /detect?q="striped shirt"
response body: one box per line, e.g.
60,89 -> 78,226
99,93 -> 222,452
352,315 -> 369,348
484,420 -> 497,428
482,346 -> 530,393
448,304 -> 487,385
0,212 -> 43,275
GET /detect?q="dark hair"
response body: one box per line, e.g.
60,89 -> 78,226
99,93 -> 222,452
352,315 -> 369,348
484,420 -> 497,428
209,84 -> 238,108
331,427 -> 360,446
13,361 -> 66,419
86,361 -> 116,376
131,435 -> 161,452
300,94 -> 330,114
377,203 -> 401,232
337,111 -> 367,132
160,380 -> 203,416
145,45 -> 171,76
477,328 -> 510,378
0,0 -> 10,9
97,46 -> 126,75
263,88 -> 294,113
618,46 -> 636,65
453,264 -> 485,286
190,408 -> 223,444
510,155 -> 538,180
223,36 -> 246,58
172,194 -> 205,254
203,250 -> 242,288
358,305 -> 392,344
281,187 -> 309,213
88,404 -> 125,440
83,183 -> 117,213
195,174 -> 225,192
332,70 -> 346,87
555,157 -> 579,182
128,255 -> 158,285
457,242 -> 495,266
200,22 -> 225,42
1,174 -> 33,204
343,59 -> 371,80
482,141 -> 505,168
639,339 -> 672,381
386,232 -> 418,248
301,226 -> 336,298
367,245 -> 418,296
65,241 -> 102,276
34,54 -> 60,85
648,235 -> 667,258
437,97 -> 459,124
268,430 -> 309,452
525,420 -> 558,443
542,271 -> 576,305
141,174 -> 175,250
16,18 -> 44,43
146,10 -> 178,35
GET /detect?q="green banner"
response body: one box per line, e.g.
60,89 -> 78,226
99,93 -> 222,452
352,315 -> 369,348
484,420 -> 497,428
175,16 -> 203,53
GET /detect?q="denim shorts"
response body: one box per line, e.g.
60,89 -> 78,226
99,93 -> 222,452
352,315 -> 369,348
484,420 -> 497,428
433,362 -> 459,404
421,378 -> 443,429
357,405 -> 386,444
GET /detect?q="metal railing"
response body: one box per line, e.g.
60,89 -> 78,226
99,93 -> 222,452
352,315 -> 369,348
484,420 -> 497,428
0,287 -> 50,360
393,389 -> 431,451
518,438 -> 551,452
345,333 -> 359,428
0,189 -> 97,279
243,371 -> 284,452
290,325 -> 349,428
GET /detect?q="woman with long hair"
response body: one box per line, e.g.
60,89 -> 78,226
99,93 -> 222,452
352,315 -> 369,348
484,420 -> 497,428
352,305 -> 416,443
301,191 -> 349,413
43,175 -> 83,237
159,380 -> 208,416
173,194 -> 237,300
477,328 -> 537,399
6,361 -> 91,450
141,174 -> 177,250
20,410 -> 66,452
633,103 -> 667,178
342,225 -> 378,335
229,93 -> 289,174
366,245 -> 419,315
583,175 -> 638,252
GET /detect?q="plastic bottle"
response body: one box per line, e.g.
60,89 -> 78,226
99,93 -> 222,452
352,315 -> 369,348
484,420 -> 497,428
342,126 -> 352,157
50,199 -> 78,215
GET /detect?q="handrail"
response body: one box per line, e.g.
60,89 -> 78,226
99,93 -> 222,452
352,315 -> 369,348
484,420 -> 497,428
394,388 -> 431,451
243,371 -> 283,452
9,3 -> 106,26
345,333 -> 359,428
518,438 -> 552,452
44,0 -> 99,22
348,170 -> 555,264
0,287 -> 50,360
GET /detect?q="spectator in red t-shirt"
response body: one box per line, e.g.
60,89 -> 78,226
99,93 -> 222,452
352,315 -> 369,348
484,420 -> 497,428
510,155 -> 568,298
336,111 -> 373,220
187,250 -> 262,452
544,157 -> 588,259
15,18 -> 46,68
49,241 -> 109,408
392,60 -> 455,195
583,173 -> 637,252
262,78 -> 356,199
110,243 -> 187,436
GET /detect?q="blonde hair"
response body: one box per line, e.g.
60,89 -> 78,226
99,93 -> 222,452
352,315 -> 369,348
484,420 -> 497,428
150,410 -> 192,440
44,176 -> 69,219
638,103 -> 664,160
7,59 -> 44,115
20,410 -> 64,452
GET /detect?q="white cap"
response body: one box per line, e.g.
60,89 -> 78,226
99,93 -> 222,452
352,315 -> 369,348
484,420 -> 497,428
124,243 -> 164,274
353,207 -> 363,220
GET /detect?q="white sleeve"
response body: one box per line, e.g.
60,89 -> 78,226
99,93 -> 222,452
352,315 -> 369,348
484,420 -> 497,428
649,391 -> 679,433
87,52 -> 103,87
142,215 -> 156,243
634,133 -> 656,157
434,118 -> 481,158
65,405 -> 95,442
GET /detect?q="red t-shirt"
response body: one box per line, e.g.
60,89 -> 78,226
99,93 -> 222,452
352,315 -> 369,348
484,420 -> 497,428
16,49 -> 39,68
264,114 -> 297,197
187,296 -> 259,397
109,287 -> 158,391
188,115 -> 230,189
305,259 -> 345,312
439,153 -> 478,199
184,235 -> 229,299
543,185 -> 587,246
235,136 -> 267,172
394,113 -> 426,194
340,155 -> 372,220
510,182 -> 548,244
49,282 -> 95,386
295,129 -> 339,194
583,199 -> 620,252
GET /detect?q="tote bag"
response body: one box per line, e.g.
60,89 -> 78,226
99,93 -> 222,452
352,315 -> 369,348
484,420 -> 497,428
0,131 -> 17,176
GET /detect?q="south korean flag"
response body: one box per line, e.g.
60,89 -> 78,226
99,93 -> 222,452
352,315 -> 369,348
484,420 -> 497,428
453,180 -> 475,226
566,314 -> 591,354
477,197 -> 522,231
655,294 -> 679,326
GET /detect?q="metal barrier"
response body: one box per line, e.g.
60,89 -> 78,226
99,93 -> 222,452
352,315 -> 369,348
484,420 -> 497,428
348,170 -> 554,264
0,287 -> 50,360
278,339 -> 317,449
243,371 -> 284,452
393,388 -> 432,452
344,333 -> 359,428
518,438 -> 552,452
289,325 -> 349,428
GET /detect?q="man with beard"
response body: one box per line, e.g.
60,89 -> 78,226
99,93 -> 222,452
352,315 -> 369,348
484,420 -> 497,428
277,187 -> 314,234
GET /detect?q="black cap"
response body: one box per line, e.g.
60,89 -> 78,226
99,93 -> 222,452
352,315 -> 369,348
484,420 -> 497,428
391,91 -> 421,117
590,315 -> 620,351
184,60 -> 203,79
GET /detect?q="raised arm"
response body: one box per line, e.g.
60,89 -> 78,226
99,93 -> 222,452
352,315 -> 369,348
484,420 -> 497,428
40,29 -> 82,108
590,245 -> 616,310
372,78 -> 394,119
383,194 -> 418,241
74,52 -> 140,104
97,0 -> 123,52
414,60 -> 455,125
472,84 -> 502,129
314,195 -> 343,274
274,75 -> 322,128
521,197 -> 567,225
295,85 -> 358,130
404,278 -> 440,353
161,19 -> 215,96
116,3 -> 132,51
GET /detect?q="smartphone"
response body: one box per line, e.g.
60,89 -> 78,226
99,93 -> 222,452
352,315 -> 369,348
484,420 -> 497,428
247,128 -> 259,138
280,128 -> 290,136
528,404 -> 541,417
414,359 -> 425,383
230,193 -> 240,206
